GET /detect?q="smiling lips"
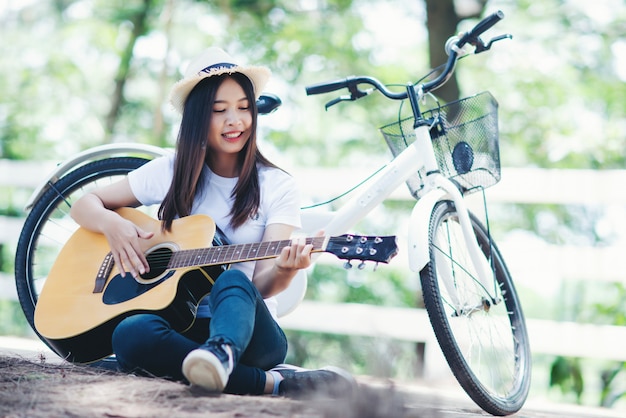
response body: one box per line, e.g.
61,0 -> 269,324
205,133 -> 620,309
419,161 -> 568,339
223,131 -> 243,142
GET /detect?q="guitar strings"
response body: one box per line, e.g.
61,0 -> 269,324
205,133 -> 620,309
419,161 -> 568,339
125,236 -> 328,271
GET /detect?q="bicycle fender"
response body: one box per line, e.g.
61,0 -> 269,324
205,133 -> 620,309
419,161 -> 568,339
407,188 -> 446,272
24,143 -> 171,211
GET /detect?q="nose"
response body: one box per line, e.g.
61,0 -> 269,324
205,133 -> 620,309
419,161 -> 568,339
225,109 -> 241,126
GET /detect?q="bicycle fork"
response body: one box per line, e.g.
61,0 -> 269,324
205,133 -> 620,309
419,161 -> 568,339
404,122 -> 498,310
408,176 -> 499,302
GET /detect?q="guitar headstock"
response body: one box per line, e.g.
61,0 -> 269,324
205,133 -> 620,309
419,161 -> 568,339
325,234 -> 398,265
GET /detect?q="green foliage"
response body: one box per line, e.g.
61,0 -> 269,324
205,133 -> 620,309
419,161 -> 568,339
590,283 -> 626,326
550,356 -> 584,403
0,300 -> 32,337
600,363 -> 626,408
546,279 -> 626,406
464,0 -> 626,170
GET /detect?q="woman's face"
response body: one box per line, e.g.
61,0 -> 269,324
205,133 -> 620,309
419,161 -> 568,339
207,76 -> 253,162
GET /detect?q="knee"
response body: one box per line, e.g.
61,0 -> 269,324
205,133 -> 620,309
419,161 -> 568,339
211,269 -> 256,296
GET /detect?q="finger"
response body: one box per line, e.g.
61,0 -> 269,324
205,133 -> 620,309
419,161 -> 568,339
131,242 -> 150,274
132,228 -> 153,273
137,228 -> 155,240
112,252 -> 127,277
290,238 -> 306,261
297,238 -> 314,257
293,237 -> 306,251
278,245 -> 298,269
127,244 -> 149,276
289,239 -> 313,268
281,244 -> 296,264
118,249 -> 139,278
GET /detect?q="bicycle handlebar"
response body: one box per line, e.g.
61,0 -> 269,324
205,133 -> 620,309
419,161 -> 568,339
305,10 -> 509,108
305,76 -> 405,100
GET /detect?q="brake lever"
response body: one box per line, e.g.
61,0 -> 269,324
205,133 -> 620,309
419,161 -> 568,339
325,95 -> 351,110
324,87 -> 374,110
473,33 -> 513,53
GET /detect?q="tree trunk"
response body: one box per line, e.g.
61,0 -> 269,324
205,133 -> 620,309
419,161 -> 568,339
424,0 -> 460,103
104,0 -> 154,142
152,0 -> 175,147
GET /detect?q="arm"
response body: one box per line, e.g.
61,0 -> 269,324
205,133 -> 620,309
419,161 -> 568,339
252,223 -> 313,298
70,178 -> 154,278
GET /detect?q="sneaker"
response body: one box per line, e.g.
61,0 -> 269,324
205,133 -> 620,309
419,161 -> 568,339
182,342 -> 234,392
270,364 -> 356,399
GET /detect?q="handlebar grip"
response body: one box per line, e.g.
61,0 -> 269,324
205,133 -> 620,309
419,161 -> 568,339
305,78 -> 350,95
466,10 -> 504,40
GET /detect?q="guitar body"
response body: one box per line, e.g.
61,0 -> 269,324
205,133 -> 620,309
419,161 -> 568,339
34,208 -> 224,364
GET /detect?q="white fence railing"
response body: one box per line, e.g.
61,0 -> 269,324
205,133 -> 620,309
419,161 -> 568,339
2,160 -> 626,373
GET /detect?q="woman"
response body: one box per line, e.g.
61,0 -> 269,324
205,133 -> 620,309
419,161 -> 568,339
70,47 -> 353,397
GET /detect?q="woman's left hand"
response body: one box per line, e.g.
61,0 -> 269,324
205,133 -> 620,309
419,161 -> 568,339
274,236 -> 314,272
253,225 -> 322,297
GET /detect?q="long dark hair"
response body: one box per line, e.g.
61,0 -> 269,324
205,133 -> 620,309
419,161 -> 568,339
158,72 -> 277,231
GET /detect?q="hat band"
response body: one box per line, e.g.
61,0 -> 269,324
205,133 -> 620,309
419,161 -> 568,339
199,62 -> 237,75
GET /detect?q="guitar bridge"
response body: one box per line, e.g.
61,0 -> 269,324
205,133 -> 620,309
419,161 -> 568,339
93,252 -> 114,293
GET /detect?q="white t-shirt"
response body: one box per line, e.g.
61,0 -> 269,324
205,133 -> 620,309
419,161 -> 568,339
127,153 -> 302,319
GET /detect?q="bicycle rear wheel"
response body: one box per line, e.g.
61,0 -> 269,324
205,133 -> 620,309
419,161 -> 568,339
420,200 -> 531,416
14,157 -> 150,352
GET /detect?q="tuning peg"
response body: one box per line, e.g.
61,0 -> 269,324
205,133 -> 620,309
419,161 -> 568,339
358,262 -> 366,270
343,261 -> 353,269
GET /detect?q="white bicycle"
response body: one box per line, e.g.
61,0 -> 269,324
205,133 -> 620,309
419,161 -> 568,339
15,10 -> 530,416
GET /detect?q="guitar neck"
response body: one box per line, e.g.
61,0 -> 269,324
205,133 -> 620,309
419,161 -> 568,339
168,237 -> 327,269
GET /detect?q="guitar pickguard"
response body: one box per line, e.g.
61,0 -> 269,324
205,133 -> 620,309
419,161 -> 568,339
102,270 -> 175,304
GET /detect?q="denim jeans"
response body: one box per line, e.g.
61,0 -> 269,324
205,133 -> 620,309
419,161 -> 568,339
111,269 -> 288,395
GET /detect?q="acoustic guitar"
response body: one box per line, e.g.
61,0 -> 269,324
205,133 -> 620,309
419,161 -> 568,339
34,207 -> 398,364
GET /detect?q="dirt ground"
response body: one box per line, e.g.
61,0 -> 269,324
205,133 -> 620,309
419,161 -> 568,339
0,354 -> 420,418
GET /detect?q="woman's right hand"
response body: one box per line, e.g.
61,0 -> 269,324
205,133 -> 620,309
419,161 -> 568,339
101,214 -> 154,278
70,177 -> 153,279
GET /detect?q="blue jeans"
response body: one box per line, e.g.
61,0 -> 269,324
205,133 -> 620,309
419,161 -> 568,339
111,269 -> 288,395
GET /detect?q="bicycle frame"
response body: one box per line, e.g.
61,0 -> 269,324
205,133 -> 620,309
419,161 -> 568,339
308,123 -> 496,299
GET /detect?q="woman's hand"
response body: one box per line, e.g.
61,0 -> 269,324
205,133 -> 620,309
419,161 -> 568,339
274,236 -> 314,272
253,225 -> 321,298
101,214 -> 154,278
70,177 -> 151,279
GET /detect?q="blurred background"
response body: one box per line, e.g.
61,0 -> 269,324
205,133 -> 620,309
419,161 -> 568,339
1,0 -> 625,412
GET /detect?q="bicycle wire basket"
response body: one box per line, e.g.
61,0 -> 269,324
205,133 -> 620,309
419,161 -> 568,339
380,91 -> 501,198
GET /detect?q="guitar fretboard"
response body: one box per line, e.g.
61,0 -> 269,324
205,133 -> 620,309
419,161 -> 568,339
168,237 -> 327,269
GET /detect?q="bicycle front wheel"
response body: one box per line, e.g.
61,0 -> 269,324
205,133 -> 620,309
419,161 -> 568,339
14,157 -> 150,349
420,200 -> 531,416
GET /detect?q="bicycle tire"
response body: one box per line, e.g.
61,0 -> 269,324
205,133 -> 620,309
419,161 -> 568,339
14,157 -> 150,353
420,200 -> 531,416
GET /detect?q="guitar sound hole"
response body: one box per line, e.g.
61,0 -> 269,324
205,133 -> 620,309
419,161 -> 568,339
141,247 -> 172,280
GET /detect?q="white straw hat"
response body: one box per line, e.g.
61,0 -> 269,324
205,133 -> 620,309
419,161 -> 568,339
168,47 -> 271,114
